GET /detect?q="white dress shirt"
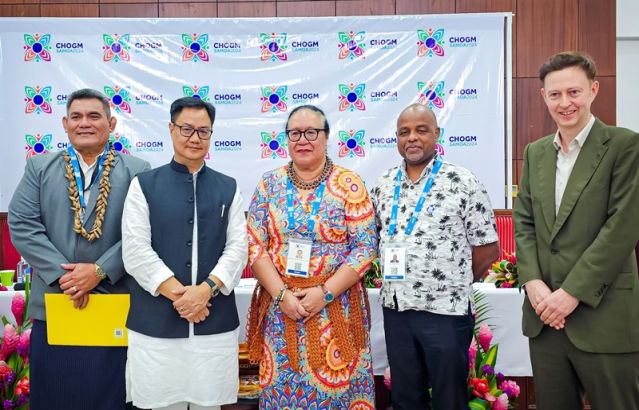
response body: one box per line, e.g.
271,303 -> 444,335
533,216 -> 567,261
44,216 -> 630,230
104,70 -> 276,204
553,115 -> 596,215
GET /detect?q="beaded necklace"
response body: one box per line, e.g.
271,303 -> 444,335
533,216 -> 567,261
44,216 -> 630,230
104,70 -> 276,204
286,156 -> 333,191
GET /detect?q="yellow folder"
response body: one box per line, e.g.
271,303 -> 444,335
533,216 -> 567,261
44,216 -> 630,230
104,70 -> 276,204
45,294 -> 130,346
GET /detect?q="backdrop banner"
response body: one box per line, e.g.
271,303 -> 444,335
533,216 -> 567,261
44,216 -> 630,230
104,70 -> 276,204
0,14 -> 506,211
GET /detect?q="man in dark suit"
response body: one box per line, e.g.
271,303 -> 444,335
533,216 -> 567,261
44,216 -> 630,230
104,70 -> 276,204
514,52 -> 639,409
9,88 -> 150,409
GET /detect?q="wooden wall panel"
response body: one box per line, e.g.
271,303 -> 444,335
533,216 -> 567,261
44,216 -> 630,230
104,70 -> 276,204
578,0 -> 615,76
395,0 -> 454,15
100,3 -> 159,17
515,77 -> 555,158
101,0 -> 157,3
277,1 -> 336,17
591,76 -> 616,126
335,0 -> 395,16
160,3 -> 217,17
41,4 -> 99,17
516,0 -> 578,78
218,1 -> 276,17
0,5 -> 39,16
40,0 -> 96,3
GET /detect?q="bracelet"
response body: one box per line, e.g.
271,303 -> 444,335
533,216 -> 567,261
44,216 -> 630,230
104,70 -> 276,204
273,285 -> 288,309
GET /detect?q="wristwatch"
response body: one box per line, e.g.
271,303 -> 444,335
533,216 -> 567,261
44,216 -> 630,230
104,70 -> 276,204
320,284 -> 334,303
203,277 -> 221,298
94,263 -> 107,280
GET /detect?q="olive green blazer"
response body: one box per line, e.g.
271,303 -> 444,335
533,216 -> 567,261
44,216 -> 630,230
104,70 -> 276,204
514,118 -> 639,353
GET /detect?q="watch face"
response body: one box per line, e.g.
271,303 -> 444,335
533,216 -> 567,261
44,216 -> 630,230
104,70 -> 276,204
211,286 -> 220,298
323,292 -> 334,303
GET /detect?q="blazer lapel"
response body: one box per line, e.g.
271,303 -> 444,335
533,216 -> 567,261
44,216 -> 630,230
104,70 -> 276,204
550,120 -> 610,241
537,140 -> 557,233
83,154 -> 120,226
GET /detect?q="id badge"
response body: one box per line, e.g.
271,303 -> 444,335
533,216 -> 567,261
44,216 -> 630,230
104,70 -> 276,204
285,238 -> 312,277
382,242 -> 409,281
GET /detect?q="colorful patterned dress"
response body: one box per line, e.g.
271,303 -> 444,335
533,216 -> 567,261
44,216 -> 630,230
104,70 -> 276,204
247,164 -> 378,410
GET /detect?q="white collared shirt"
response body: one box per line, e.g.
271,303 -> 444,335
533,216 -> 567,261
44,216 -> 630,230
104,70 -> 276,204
75,149 -> 104,204
553,115 -> 595,215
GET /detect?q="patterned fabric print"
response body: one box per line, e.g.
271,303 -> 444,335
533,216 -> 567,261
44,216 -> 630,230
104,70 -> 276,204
371,154 -> 499,316
248,164 -> 377,409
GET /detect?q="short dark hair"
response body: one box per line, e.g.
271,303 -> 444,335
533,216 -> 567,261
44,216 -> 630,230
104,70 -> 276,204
285,105 -> 330,136
539,51 -> 597,83
170,97 -> 216,125
66,88 -> 111,118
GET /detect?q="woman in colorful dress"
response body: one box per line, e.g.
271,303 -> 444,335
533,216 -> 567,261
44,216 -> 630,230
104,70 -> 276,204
246,105 -> 378,409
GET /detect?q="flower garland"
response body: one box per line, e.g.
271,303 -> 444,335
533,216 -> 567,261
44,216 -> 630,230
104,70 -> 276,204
63,144 -> 115,243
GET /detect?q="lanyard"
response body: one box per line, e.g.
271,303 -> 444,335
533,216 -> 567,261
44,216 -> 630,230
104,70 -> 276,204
67,143 -> 109,209
388,157 -> 444,236
286,178 -> 326,237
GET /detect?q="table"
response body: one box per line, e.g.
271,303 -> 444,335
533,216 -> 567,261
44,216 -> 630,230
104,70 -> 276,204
235,280 -> 532,377
0,283 -> 532,377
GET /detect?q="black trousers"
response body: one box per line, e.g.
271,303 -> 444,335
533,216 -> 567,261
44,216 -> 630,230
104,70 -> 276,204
30,319 -> 130,410
383,305 -> 474,410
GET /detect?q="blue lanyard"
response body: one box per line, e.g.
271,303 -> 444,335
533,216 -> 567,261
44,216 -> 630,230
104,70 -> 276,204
286,178 -> 326,237
388,157 -> 444,236
67,143 -> 109,209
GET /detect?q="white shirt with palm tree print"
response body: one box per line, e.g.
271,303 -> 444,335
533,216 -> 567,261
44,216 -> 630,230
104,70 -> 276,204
371,154 -> 498,315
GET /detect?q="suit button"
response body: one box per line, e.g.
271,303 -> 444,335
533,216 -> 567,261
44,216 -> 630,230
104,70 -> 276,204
187,240 -> 192,246
188,218 -> 194,224
188,177 -> 193,182
188,197 -> 194,203
186,262 -> 192,268
551,248 -> 559,255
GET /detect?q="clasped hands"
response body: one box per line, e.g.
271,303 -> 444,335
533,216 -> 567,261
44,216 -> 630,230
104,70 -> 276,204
525,279 -> 579,330
59,263 -> 102,310
172,284 -> 213,323
279,287 -> 328,323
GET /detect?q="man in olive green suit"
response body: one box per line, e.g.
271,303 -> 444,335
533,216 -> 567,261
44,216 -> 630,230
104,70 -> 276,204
514,52 -> 639,410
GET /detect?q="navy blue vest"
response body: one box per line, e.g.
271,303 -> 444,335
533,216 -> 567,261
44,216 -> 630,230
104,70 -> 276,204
127,159 -> 240,338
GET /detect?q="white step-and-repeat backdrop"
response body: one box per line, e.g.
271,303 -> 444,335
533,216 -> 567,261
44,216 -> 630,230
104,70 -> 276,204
0,14 -> 507,211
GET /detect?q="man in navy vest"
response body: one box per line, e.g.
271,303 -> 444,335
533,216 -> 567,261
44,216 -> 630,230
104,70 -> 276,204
121,97 -> 248,410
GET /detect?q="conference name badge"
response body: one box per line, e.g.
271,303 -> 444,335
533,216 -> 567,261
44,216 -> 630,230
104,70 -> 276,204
285,238 -> 312,278
382,242 -> 409,281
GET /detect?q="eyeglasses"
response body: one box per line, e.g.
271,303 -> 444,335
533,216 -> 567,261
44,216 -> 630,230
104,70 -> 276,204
173,123 -> 213,140
285,128 -> 325,142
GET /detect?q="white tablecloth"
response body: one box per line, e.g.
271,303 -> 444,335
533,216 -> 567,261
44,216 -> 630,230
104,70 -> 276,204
234,280 -> 532,377
0,283 -> 532,377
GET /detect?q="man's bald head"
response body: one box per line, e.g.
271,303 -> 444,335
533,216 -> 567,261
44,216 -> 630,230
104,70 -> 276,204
397,104 -> 438,129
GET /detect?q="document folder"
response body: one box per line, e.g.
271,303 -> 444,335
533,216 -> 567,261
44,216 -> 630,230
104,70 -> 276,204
45,294 -> 130,346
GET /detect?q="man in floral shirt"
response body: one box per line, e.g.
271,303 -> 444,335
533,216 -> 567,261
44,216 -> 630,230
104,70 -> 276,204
371,104 -> 499,410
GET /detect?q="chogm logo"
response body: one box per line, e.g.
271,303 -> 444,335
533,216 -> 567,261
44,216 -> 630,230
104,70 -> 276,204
109,133 -> 131,155
214,139 -> 242,152
450,88 -> 478,100
417,29 -> 445,58
292,92 -> 320,104
135,140 -> 164,153
449,35 -> 477,48
260,33 -> 288,62
291,38 -> 319,52
370,90 -> 398,102
213,92 -> 242,105
24,34 -> 51,62
134,40 -> 163,53
261,86 -> 288,113
418,81 -> 445,110
436,128 -> 445,156
260,131 -> 288,159
212,40 -> 241,53
25,133 -> 53,158
25,86 -> 52,115
103,34 -> 130,62
56,94 -> 69,106
449,134 -> 478,147
136,93 -> 164,105
183,85 -> 210,102
338,130 -> 365,158
369,135 -> 396,149
104,86 -> 132,114
338,31 -> 365,60
369,37 -> 398,50
182,34 -> 209,62
56,41 -> 84,54
338,83 -> 366,112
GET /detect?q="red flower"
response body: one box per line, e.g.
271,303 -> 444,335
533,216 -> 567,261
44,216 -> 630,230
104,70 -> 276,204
0,361 -> 11,378
11,293 -> 25,327
501,282 -> 513,288
15,376 -> 29,395
470,377 -> 490,398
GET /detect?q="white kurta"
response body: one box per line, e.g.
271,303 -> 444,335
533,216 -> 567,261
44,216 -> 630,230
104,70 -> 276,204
122,170 -> 248,409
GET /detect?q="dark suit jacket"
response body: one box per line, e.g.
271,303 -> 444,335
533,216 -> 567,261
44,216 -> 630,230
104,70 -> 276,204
514,118 -> 639,353
8,150 -> 150,321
